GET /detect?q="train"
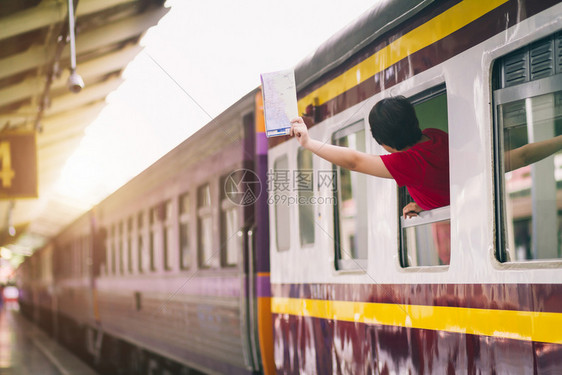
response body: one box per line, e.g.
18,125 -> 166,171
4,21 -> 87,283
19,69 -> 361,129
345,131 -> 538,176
16,0 -> 562,374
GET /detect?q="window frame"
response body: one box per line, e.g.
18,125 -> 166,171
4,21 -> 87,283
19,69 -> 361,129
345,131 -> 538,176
162,200 -> 173,271
127,217 -> 133,273
220,199 -> 241,267
272,154 -> 291,252
332,120 -> 368,271
493,73 -> 562,264
137,211 -> 145,273
198,183 -> 215,268
118,221 -> 124,274
397,84 -> 451,269
109,224 -> 115,275
149,206 -> 158,271
179,192 -> 191,270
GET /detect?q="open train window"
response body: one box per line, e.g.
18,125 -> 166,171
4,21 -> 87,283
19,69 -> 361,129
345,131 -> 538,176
493,32 -> 562,262
399,85 -> 451,267
272,155 -> 291,251
333,121 -> 368,270
297,148 -> 315,247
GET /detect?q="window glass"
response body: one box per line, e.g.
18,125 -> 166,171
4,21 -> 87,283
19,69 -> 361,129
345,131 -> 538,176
118,222 -> 124,274
109,225 -> 116,275
222,206 -> 240,266
179,193 -> 191,269
297,148 -> 315,246
163,200 -> 173,270
137,212 -> 145,273
333,122 -> 368,269
220,174 -> 241,267
199,184 -> 211,207
498,91 -> 562,261
73,240 -> 81,278
200,216 -> 213,267
400,89 -> 450,267
127,217 -> 133,273
198,184 -> 215,268
273,155 -> 291,251
494,33 -> 562,262
149,207 -> 157,271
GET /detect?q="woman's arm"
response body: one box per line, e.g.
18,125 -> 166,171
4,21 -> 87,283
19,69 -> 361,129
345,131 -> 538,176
506,134 -> 562,172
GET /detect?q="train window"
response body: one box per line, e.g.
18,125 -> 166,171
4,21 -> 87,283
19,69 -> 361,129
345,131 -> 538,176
73,240 -> 80,277
163,200 -> 173,271
273,155 -> 291,251
399,86 -> 451,267
137,211 -> 145,273
333,121 -> 368,270
222,175 -> 241,266
109,225 -> 116,275
179,193 -> 191,269
493,32 -> 562,262
149,207 -> 158,271
67,245 -> 73,278
198,184 -> 216,268
83,236 -> 90,276
60,246 -> 67,278
127,217 -> 133,273
118,221 -> 124,274
78,238 -> 83,277
297,148 -> 315,246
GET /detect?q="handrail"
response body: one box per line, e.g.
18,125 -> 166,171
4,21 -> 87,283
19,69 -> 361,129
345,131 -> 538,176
401,205 -> 450,229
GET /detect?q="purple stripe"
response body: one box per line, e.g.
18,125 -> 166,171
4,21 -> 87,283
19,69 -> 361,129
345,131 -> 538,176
256,133 -> 268,155
256,274 -> 271,298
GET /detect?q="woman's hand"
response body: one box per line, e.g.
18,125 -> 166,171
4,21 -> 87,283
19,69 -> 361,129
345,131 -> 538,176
290,117 -> 310,148
403,202 -> 423,219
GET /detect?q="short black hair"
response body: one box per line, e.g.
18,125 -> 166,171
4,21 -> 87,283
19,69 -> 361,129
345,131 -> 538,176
368,96 -> 422,150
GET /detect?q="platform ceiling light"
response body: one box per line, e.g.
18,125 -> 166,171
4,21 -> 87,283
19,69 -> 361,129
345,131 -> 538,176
66,0 -> 84,93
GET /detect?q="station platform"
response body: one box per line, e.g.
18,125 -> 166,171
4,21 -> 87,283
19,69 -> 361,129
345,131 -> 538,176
0,304 -> 98,375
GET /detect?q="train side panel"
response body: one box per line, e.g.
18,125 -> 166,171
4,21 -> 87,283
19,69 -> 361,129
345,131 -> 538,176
92,91 -> 261,374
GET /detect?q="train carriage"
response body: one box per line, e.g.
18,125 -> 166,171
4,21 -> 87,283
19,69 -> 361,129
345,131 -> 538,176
18,90 -> 271,375
86,90 -> 267,374
269,0 -> 562,373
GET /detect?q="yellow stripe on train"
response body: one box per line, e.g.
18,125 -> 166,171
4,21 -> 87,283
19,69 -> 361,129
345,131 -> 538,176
272,297 -> 562,344
297,0 -> 509,115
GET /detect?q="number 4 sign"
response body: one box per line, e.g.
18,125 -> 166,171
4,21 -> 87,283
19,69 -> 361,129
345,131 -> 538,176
0,131 -> 37,199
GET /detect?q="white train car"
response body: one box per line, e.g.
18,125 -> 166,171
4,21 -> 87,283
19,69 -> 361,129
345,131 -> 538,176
269,0 -> 562,373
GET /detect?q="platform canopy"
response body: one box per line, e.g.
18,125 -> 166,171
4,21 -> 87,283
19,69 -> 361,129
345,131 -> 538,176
0,0 -> 169,255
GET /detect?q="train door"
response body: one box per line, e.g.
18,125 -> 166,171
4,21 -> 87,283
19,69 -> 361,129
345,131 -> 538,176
238,96 -> 275,374
87,212 -> 105,359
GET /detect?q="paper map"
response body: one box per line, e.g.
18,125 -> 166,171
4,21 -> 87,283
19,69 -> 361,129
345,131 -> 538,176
260,69 -> 298,137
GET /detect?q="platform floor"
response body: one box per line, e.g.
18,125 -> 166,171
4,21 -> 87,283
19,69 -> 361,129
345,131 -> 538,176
0,304 -> 99,375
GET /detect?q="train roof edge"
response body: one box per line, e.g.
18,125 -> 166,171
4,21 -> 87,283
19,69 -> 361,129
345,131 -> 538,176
294,0 -> 435,91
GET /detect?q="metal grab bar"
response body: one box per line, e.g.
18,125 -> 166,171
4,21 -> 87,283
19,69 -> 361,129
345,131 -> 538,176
400,205 -> 450,229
